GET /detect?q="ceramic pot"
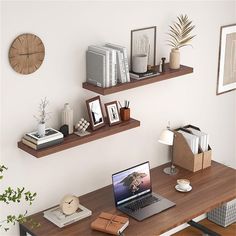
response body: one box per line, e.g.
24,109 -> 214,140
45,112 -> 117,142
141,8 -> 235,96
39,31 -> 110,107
169,49 -> 180,69
62,103 -> 73,134
38,122 -> 46,137
132,54 -> 148,73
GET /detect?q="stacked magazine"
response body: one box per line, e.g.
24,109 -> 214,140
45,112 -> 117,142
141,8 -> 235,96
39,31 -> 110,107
44,204 -> 92,228
22,128 -> 64,150
86,43 -> 130,88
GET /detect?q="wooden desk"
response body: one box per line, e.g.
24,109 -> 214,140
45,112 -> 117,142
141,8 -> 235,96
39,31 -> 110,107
20,161 -> 236,236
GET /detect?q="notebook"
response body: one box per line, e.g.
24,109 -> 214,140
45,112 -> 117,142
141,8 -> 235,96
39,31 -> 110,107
112,161 -> 176,221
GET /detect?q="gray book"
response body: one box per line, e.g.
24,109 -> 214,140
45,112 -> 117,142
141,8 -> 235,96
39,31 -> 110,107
86,50 -> 106,88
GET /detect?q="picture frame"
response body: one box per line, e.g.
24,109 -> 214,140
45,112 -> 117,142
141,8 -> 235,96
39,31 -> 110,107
104,101 -> 121,126
86,96 -> 105,130
131,26 -> 157,70
217,24 -> 236,95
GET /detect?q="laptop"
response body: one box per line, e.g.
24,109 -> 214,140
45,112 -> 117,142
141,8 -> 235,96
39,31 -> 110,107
112,161 -> 176,221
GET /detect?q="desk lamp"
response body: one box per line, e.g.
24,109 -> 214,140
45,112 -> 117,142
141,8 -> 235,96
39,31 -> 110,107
158,126 -> 179,175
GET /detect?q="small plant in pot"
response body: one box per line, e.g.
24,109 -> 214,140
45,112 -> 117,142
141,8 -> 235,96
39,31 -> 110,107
167,14 -> 196,69
34,97 -> 50,137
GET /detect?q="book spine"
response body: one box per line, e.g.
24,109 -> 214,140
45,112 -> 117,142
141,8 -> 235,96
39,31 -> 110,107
111,50 -> 117,86
119,53 -> 126,83
122,48 -> 130,82
22,138 -> 63,150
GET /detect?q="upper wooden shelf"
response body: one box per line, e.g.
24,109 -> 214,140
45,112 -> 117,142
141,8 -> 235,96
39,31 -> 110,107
82,64 -> 193,95
18,118 -> 140,158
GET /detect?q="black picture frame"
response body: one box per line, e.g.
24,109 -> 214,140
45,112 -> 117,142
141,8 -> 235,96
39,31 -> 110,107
131,26 -> 157,71
86,96 -> 105,130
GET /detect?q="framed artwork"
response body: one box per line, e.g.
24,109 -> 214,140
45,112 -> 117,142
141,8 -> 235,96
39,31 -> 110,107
217,24 -> 236,95
131,26 -> 157,69
104,101 -> 121,126
86,96 -> 105,130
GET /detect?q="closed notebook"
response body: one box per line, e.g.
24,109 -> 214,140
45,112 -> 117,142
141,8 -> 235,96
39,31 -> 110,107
91,212 -> 129,235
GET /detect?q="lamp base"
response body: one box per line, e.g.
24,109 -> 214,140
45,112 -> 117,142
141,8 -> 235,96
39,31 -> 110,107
163,166 -> 179,175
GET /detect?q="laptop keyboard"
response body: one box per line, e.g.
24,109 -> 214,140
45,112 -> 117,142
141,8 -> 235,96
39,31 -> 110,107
125,195 -> 160,212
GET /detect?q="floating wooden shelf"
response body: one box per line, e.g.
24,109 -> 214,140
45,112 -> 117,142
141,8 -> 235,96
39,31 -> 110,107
83,64 -> 193,95
18,118 -> 140,158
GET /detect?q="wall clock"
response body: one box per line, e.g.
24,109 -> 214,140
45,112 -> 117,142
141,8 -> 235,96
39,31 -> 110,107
9,33 -> 45,75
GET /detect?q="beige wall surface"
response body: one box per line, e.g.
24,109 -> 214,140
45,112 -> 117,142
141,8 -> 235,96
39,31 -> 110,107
1,1 -> 235,235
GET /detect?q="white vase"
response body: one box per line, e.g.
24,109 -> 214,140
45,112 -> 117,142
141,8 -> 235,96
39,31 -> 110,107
38,122 -> 46,137
169,49 -> 180,69
62,103 -> 73,134
132,54 -> 148,73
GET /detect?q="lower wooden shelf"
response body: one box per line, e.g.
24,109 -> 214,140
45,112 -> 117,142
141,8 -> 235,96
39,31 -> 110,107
18,118 -> 140,158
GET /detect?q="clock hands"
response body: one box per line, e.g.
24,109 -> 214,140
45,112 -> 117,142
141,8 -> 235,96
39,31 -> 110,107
65,199 -> 74,204
19,51 -> 44,56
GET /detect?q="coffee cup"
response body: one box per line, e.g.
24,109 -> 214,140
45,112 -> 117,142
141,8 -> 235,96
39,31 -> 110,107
177,179 -> 190,190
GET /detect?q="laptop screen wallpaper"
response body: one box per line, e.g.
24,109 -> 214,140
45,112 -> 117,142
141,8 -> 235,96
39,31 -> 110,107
112,162 -> 151,205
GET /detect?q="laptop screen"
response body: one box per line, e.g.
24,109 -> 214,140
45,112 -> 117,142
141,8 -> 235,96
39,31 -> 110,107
112,162 -> 152,206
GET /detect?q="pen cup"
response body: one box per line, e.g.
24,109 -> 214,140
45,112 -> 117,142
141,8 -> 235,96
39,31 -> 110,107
120,108 -> 130,121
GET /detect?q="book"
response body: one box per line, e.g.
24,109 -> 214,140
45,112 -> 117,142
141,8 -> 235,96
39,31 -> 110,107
22,137 -> 63,150
178,130 -> 199,154
130,71 -> 160,80
44,204 -> 92,228
86,50 -> 106,88
105,43 -> 130,83
24,128 -> 63,145
88,46 -> 110,87
91,212 -> 129,236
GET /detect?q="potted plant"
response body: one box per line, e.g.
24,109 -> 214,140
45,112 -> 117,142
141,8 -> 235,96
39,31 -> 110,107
167,14 -> 196,69
0,164 -> 38,231
34,97 -> 50,137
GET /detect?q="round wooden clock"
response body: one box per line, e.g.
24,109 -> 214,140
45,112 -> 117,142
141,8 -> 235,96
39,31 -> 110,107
9,33 -> 45,75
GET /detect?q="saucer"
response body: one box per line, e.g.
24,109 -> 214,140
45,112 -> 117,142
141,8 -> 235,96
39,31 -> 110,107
175,184 -> 192,192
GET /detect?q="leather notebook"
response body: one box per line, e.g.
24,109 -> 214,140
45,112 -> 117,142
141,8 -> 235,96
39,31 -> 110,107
91,212 -> 129,235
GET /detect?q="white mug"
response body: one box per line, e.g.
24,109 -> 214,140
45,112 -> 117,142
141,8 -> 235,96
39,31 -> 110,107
132,54 -> 148,73
177,179 -> 190,190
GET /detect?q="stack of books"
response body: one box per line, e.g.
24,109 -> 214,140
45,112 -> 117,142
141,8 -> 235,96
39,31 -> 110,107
86,43 -> 130,88
44,204 -> 92,228
22,128 -> 64,150
129,70 -> 160,80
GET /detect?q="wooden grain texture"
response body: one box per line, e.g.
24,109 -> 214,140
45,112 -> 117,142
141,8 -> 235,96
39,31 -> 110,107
18,118 -> 140,158
9,33 -> 45,74
173,219 -> 236,236
20,161 -> 236,236
82,64 -> 193,95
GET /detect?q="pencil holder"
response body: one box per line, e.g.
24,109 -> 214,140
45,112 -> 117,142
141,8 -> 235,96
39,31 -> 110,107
120,108 -> 130,121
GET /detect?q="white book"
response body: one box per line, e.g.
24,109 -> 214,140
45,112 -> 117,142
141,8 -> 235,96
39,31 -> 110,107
100,46 -> 117,86
44,204 -> 92,228
178,130 -> 199,154
86,50 -> 106,88
105,43 -> 130,83
187,128 -> 209,152
88,46 -> 110,87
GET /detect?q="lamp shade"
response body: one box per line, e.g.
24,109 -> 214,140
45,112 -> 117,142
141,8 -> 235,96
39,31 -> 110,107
158,129 -> 174,146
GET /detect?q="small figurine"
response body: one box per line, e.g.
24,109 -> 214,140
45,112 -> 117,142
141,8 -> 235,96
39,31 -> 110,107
161,57 -> 166,72
74,118 -> 90,137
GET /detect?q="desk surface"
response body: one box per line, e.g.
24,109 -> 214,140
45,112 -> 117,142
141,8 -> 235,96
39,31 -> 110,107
21,161 -> 236,236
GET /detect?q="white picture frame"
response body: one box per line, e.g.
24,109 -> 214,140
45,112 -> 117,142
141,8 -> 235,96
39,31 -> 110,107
217,24 -> 236,95
105,101 -> 121,126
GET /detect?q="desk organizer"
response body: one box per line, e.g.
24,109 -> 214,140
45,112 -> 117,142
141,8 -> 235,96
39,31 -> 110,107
173,125 -> 212,172
207,198 -> 236,227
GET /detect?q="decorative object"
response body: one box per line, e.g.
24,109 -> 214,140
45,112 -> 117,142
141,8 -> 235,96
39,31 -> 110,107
34,97 -> 50,137
161,57 -> 166,72
9,33 -> 45,74
217,24 -> 236,95
59,125 -> 69,137
60,195 -> 80,215
74,118 -> 90,137
167,14 -> 195,69
62,103 -> 74,134
44,200 -> 92,228
105,101 -> 121,126
158,124 -> 179,175
131,26 -> 156,70
0,164 -> 38,231
159,60 -> 163,73
132,54 -> 148,73
86,96 -> 105,130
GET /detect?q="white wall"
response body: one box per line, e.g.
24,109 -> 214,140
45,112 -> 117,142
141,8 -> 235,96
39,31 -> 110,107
1,1 -> 235,235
